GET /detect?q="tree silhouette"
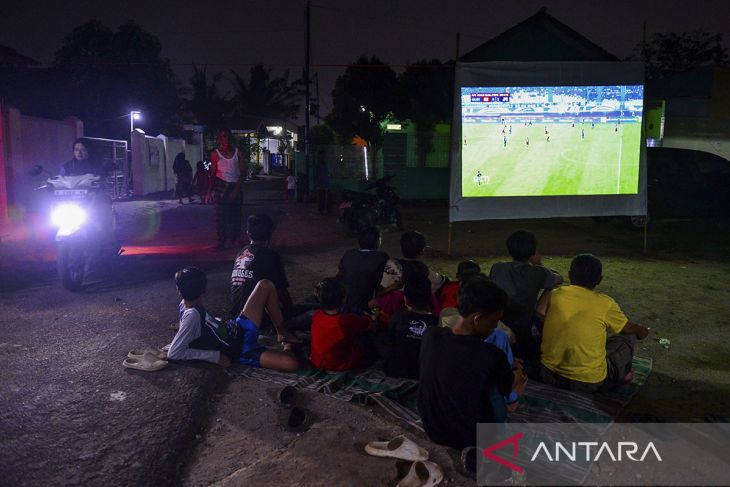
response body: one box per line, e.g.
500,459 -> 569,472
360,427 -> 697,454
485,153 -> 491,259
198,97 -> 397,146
230,64 -> 301,120
53,20 -> 180,138
327,55 -> 397,174
394,59 -> 453,167
185,64 -> 228,125
629,30 -> 729,79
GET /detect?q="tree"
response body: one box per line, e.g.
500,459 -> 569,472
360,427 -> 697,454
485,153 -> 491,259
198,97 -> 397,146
327,56 -> 397,176
230,64 -> 301,120
394,59 -> 453,167
53,20 -> 180,138
629,30 -> 729,79
185,64 -> 229,125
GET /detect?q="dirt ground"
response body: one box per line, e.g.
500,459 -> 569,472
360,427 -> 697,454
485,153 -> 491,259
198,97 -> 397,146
180,184 -> 730,486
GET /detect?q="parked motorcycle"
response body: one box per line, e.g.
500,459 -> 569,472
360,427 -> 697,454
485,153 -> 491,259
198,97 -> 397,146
33,166 -> 120,291
339,174 -> 403,234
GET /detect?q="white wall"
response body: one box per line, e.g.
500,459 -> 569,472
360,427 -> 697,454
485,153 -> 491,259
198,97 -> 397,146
130,131 -> 201,196
0,106 -> 82,223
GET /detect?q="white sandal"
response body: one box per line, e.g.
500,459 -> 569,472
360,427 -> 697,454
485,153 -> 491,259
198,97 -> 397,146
397,461 -> 443,487
127,347 -> 167,360
364,435 -> 429,461
122,356 -> 168,372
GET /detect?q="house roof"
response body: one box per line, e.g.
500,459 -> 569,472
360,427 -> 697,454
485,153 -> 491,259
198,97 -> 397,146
0,45 -> 40,67
459,8 -> 618,63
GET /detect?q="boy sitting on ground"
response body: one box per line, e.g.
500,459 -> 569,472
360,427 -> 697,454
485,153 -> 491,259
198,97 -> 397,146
369,259 -> 442,322
418,275 -> 524,450
438,260 -> 481,310
338,226 -> 389,313
384,274 -> 438,379
380,230 -> 445,295
230,214 -> 293,323
168,266 -> 299,371
489,230 -> 563,357
310,277 -> 376,371
539,254 -> 649,393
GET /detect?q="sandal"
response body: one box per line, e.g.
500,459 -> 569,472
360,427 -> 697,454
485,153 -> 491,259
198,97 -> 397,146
122,356 -> 168,372
127,347 -> 167,360
365,435 -> 429,461
283,406 -> 310,433
397,461 -> 443,487
278,386 -> 298,408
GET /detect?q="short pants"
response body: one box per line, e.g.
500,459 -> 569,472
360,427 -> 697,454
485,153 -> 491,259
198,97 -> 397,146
236,315 -> 265,367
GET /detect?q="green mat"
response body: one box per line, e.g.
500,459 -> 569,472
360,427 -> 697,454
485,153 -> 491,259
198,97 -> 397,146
231,356 -> 652,430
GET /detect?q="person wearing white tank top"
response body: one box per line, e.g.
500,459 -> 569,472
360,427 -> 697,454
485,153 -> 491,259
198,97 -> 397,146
207,129 -> 246,249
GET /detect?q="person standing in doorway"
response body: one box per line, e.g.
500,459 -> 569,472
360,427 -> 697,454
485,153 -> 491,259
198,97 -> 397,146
173,152 -> 193,204
206,128 -> 246,250
315,149 -> 331,214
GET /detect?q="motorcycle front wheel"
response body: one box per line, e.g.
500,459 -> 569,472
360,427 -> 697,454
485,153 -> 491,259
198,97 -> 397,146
57,243 -> 86,291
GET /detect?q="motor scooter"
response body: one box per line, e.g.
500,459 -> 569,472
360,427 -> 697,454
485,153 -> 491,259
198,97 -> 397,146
339,174 -> 403,234
33,166 -> 120,290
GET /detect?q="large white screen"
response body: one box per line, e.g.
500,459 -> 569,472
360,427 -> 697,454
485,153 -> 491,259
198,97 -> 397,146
449,62 -> 647,222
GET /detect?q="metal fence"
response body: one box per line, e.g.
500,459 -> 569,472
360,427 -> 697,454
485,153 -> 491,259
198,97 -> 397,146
85,137 -> 129,200
318,144 -> 369,180
312,130 -> 451,183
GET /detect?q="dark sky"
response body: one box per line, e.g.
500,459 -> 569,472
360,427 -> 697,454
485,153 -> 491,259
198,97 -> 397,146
3,0 -> 729,118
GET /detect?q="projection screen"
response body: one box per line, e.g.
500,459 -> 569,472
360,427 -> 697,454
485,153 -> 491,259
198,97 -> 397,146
449,62 -> 647,222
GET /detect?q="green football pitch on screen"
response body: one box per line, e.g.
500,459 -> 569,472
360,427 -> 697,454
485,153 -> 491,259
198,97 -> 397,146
460,85 -> 643,197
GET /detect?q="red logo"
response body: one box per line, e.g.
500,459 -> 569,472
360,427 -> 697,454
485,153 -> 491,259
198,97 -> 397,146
482,432 -> 524,473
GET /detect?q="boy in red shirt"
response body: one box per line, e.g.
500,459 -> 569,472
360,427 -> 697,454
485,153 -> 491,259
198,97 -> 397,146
439,260 -> 481,309
310,277 -> 375,371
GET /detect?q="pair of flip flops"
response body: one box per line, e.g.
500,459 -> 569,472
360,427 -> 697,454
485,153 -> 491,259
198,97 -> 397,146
365,435 -> 443,486
122,347 -> 168,372
277,386 -> 310,433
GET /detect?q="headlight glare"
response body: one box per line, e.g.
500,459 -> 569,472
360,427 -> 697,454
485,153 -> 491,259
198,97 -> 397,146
51,204 -> 87,228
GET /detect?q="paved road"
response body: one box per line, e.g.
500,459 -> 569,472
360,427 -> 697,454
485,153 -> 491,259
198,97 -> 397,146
0,178 -> 345,486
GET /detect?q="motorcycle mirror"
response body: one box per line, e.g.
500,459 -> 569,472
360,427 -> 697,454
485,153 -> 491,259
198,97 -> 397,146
29,165 -> 44,177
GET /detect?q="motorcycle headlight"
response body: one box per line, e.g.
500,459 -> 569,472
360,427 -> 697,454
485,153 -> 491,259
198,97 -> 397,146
51,204 -> 87,229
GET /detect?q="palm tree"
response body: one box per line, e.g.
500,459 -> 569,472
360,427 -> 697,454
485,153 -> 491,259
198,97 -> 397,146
230,64 -> 301,120
187,64 -> 228,125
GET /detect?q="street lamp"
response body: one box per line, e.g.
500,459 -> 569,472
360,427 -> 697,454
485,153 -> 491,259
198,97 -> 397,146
130,110 -> 141,133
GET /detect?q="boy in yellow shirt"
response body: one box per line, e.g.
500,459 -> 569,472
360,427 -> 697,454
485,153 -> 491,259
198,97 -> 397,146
539,254 -> 649,393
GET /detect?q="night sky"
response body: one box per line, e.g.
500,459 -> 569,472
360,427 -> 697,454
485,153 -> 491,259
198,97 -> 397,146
2,0 -> 729,118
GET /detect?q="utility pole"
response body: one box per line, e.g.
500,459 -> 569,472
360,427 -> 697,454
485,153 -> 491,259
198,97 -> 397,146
304,0 -> 311,164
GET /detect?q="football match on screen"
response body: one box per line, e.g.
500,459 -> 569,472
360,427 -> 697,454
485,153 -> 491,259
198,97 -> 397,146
461,85 -> 644,197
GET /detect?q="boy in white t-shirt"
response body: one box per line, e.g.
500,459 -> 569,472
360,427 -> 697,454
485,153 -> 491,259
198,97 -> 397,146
285,169 -> 296,201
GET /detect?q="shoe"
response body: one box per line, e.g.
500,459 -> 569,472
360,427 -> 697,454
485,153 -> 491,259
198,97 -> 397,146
364,435 -> 429,461
397,461 -> 443,487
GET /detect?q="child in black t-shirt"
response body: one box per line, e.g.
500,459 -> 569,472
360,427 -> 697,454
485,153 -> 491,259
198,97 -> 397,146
384,274 -> 437,379
418,275 -> 523,450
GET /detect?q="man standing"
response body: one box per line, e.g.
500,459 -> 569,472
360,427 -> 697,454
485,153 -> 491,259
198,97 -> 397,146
206,128 -> 246,250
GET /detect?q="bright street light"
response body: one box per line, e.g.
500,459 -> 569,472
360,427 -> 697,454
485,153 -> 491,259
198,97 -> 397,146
130,110 -> 141,133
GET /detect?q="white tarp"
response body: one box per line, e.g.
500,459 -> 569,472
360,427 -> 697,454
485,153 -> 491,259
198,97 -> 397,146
449,61 -> 647,222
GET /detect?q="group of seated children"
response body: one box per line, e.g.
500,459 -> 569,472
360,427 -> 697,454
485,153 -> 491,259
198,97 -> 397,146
166,217 -> 651,452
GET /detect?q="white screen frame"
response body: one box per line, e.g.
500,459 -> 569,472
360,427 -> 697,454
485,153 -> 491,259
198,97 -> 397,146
449,61 -> 647,222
